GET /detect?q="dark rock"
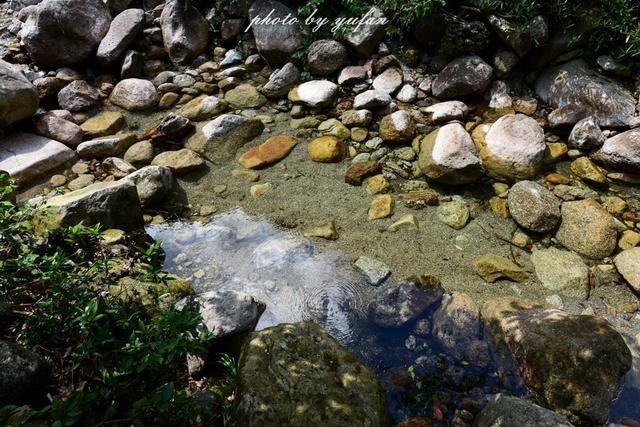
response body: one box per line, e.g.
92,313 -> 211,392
120,50 -> 144,79
56,80 -> 100,112
476,394 -> 573,427
507,180 -> 561,234
432,55 -> 493,98
368,282 -> 442,328
259,62 -> 299,98
341,6 -> 386,58
97,8 -> 145,66
248,0 -> 302,66
439,18 -> 492,58
307,39 -> 348,76
0,340 -> 46,405
161,0 -> 209,65
0,59 -> 38,127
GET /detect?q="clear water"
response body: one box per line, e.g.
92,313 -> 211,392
147,208 -> 637,422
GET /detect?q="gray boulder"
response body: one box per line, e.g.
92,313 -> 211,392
341,6 -> 386,57
0,340 -> 46,405
161,0 -> 209,65
307,39 -> 348,76
124,165 -> 173,206
57,80 -> 100,112
591,128 -> 640,173
110,78 -> 158,111
248,0 -> 302,66
34,113 -> 83,146
0,59 -> 38,127
568,116 -> 605,150
507,180 -> 560,233
187,114 -> 264,163
432,55 -> 493,98
259,62 -> 300,98
417,122 -> 484,185
34,180 -> 144,233
535,59 -> 635,127
97,8 -> 146,66
235,322 -> 392,426
476,394 -> 573,427
20,0 -> 112,67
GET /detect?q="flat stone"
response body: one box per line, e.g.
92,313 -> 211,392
77,133 -> 136,159
345,161 -> 382,185
0,133 -> 76,185
151,148 -> 204,175
531,248 -> 589,296
355,256 -> 391,286
368,194 -> 394,220
437,201 -> 469,229
431,292 -> 483,360
80,112 -> 125,138
353,90 -> 391,109
340,110 -> 373,128
67,174 -> 95,191
473,254 -> 527,283
614,247 -> 640,292
178,95 -> 228,121
422,101 -> 468,124
238,135 -> 298,169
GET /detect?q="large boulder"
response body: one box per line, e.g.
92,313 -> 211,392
507,180 -> 561,233
0,133 -> 76,185
476,394 -> 573,427
248,0 -> 303,67
555,199 -> 618,259
97,8 -> 146,66
482,298 -> 632,424
479,114 -> 546,181
535,59 -> 636,127
307,39 -> 348,76
417,122 -> 484,185
161,0 -> 209,65
0,59 -> 38,127
33,180 -> 144,233
0,340 -> 46,405
432,55 -> 493,98
234,322 -> 392,426
591,128 -> 640,173
187,114 -> 264,163
341,6 -> 386,58
124,165 -> 173,206
20,0 -> 112,67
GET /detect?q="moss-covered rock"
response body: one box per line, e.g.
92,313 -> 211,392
234,322 -> 392,427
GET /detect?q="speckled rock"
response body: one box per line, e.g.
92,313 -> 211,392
288,80 -> 338,108
507,180 -> 561,233
432,55 -> 493,98
110,78 -> 158,111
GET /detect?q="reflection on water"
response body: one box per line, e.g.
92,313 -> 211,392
146,208 -> 530,420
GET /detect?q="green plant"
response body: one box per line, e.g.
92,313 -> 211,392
135,240 -> 168,283
0,177 -> 219,426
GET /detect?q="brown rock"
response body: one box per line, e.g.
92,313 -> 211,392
238,135 -> 298,169
345,161 -> 382,186
473,254 -> 527,283
368,195 -> 394,220
400,191 -> 439,208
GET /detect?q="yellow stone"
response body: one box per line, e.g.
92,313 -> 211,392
619,230 -> 640,250
250,183 -> 273,198
80,111 -> 124,138
366,174 -> 390,195
303,221 -> 338,240
490,196 -> 510,219
368,195 -> 394,220
351,127 -> 368,142
308,136 -> 345,163
388,214 -> 419,232
602,196 -> 627,216
546,142 -> 568,161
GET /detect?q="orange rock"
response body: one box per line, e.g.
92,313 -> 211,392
238,135 -> 298,169
368,194 -> 394,220
544,172 -> 570,185
308,135 -> 345,162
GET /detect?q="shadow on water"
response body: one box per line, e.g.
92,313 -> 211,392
147,208 -> 636,422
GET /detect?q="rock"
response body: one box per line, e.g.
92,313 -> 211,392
570,157 -> 606,184
556,199 -> 617,259
388,214 -> 419,232
0,59 -> 38,127
417,123 -> 483,185
368,282 -> 441,328
0,133 -> 75,185
353,90 -> 391,109
476,394 -> 573,427
480,114 -> 546,180
568,116 -> 605,150
482,298 -> 632,424
220,49 -> 243,68
437,201 -> 469,229
372,67 -> 403,95
0,340 -> 45,405
181,290 -> 263,339
368,194 -> 394,220
488,15 -> 547,57
493,48 -> 519,79
341,6 -> 386,57
614,247 -> 640,293
110,78 -> 158,111
354,256 -> 390,286
151,148 -> 204,174
507,180 -> 561,233
431,292 -> 482,360
439,17 -> 493,58
121,50 -> 144,79
432,55 -> 493,99
34,113 -> 83,146
97,8 -> 145,66
366,174 -> 389,195
248,0 -> 302,66
288,80 -> 338,108
396,84 -> 417,103
67,174 -> 95,191
235,322 -> 392,426
124,165 -> 173,206
161,0 -> 209,65
379,110 -> 415,143
250,182 -> 272,198
178,95 -> 227,121
142,113 -> 194,143
101,157 -> 136,178
190,114 -> 264,163
553,184 -> 598,202
591,128 -> 640,173
259,62 -> 299,98
20,0 -> 111,67
345,161 -> 382,185
596,55 -> 632,78
57,80 -> 100,112
422,101 -> 468,124
337,66 -> 367,86
303,221 -> 338,240
317,119 -> 349,139
225,84 -> 267,109
80,112 -> 124,138
34,180 -> 143,232
340,110 -> 372,128
124,140 -> 154,167
308,136 -> 344,163
307,39 -> 348,76
473,254 -> 527,283
238,135 -> 298,169
535,59 -> 635,127
531,248 -> 589,297
77,133 -> 136,158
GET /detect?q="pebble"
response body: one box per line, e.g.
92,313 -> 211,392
232,169 -> 260,182
368,195 -> 394,220
308,136 -> 345,163
250,183 -> 272,198
472,254 -> 527,283
354,256 -> 391,286
388,214 -> 419,232
366,174 -> 390,195
303,221 -> 338,240
345,161 -> 382,185
437,201 -> 469,229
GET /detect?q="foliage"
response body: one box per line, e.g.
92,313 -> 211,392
0,175 -> 225,426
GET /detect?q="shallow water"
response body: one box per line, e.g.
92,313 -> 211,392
147,208 -> 637,422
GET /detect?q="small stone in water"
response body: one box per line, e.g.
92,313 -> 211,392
101,228 -> 125,245
250,183 -> 273,198
232,169 -> 260,182
437,201 -> 469,229
368,195 -> 394,220
388,214 -> 419,232
303,221 -> 338,240
200,205 -> 218,216
473,254 -> 527,283
214,185 -> 227,194
355,256 -> 391,286
366,174 -> 390,195
194,269 -> 205,279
